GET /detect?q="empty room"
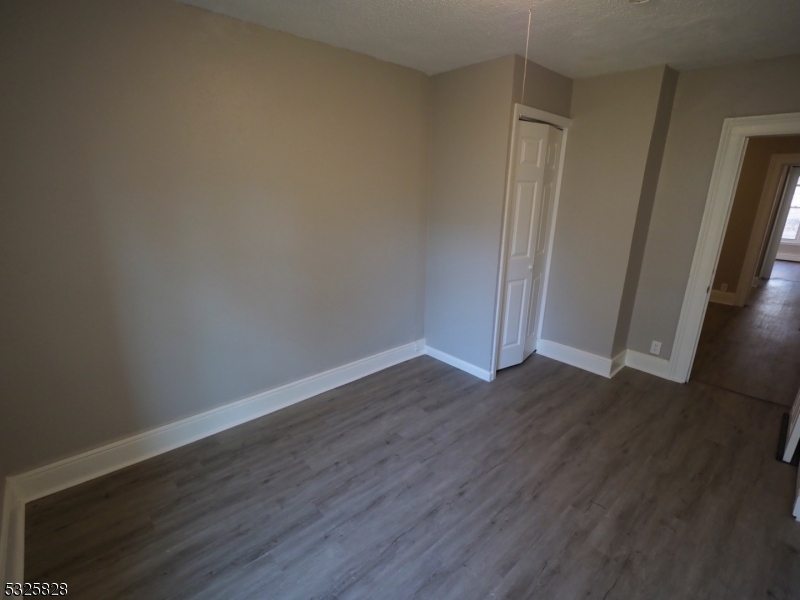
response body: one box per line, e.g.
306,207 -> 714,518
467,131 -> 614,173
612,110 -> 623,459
2,0 -> 800,598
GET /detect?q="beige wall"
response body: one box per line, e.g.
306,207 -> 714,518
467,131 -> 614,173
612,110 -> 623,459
714,136 -> 800,293
513,56 -> 573,118
424,56 -> 517,370
541,66 -> 673,358
424,55 -> 572,371
614,67 -> 679,356
0,0 -> 430,480
628,55 -> 800,359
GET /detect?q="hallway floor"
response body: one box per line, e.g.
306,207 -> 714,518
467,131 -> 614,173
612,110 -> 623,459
692,260 -> 800,406
772,259 -> 800,283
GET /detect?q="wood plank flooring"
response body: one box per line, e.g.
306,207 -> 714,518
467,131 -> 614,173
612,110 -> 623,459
772,260 -> 800,283
692,260 -> 800,406
25,355 -> 800,599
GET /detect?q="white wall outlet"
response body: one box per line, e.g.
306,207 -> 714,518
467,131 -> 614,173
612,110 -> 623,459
650,340 -> 662,356
720,283 -> 728,292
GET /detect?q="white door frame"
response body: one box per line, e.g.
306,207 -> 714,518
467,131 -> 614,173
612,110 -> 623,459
734,153 -> 800,305
785,385 -> 800,521
783,386 -> 800,463
670,112 -> 800,383
490,104 -> 572,378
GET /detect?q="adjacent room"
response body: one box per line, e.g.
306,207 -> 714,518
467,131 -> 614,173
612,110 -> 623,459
694,136 -> 800,406
2,0 -> 800,597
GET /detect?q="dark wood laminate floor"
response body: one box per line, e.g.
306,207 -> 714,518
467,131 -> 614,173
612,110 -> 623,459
692,261 -> 800,406
772,260 -> 800,283
26,355 -> 800,599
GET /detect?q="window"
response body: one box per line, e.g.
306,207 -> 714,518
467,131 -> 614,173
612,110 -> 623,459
781,180 -> 800,242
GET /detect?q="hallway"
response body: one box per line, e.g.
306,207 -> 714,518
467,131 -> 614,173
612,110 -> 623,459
692,260 -> 800,406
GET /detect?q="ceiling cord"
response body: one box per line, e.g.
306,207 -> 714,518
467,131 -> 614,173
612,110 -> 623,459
520,0 -> 534,103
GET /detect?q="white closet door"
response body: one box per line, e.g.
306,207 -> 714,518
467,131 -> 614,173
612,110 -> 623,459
498,122 -> 560,370
525,126 -> 562,357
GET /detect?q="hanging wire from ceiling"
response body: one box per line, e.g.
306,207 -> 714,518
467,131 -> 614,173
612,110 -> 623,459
520,0 -> 534,103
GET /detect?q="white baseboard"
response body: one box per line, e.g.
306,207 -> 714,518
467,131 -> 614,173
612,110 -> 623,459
624,349 -> 678,381
777,253 -> 800,263
795,474 -> 800,521
1,338 -> 427,582
535,339 -> 621,379
709,290 -> 737,305
532,341 -> 683,383
9,339 -> 426,505
424,346 -> 494,382
0,480 -> 24,585
610,349 -> 627,378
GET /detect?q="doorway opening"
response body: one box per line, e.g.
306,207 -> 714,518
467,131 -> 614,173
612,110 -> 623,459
670,112 -> 800,385
691,137 -> 800,406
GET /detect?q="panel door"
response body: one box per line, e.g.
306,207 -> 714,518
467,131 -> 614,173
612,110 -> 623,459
524,126 -> 562,357
497,122 -> 549,370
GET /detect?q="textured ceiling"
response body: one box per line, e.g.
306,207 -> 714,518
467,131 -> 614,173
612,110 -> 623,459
176,0 -> 800,78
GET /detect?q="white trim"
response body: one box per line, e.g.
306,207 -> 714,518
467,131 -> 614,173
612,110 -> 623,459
424,346 -> 494,382
515,105 -> 572,129
709,290 -> 737,305
0,480 -> 24,585
794,476 -> 800,521
777,252 -> 800,262
670,112 -> 800,384
610,349 -> 627,378
9,339 -> 426,504
490,103 -> 572,378
535,339 -> 621,379
624,349 -> 679,382
784,387 -> 800,463
737,154 -> 800,303
792,384 -> 800,519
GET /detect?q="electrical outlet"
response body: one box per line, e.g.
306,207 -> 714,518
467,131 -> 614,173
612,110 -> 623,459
720,283 -> 728,293
650,341 -> 662,356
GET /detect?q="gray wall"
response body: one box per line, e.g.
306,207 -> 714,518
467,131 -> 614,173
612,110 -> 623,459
424,56 -> 517,370
0,0 -> 430,480
628,55 -> 800,358
541,66 -> 671,358
424,55 -> 572,371
613,67 -> 678,356
513,56 -> 573,118
714,136 -> 800,294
